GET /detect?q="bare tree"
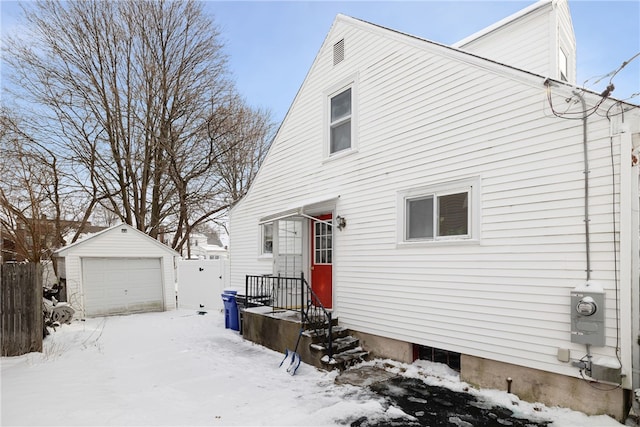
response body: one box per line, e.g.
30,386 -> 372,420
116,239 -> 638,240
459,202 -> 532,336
210,103 -> 273,204
0,111 -> 67,263
3,0 -> 272,252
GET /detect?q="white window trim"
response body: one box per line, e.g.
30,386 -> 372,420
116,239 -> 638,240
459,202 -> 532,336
396,176 -> 481,246
323,75 -> 358,161
258,222 -> 274,259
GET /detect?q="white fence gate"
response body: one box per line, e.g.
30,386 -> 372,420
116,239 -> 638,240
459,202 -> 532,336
177,259 -> 229,312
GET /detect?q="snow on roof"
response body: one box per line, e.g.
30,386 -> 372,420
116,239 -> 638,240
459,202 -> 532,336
203,244 -> 226,252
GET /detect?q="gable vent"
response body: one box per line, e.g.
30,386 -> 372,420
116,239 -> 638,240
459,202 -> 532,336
333,39 -> 345,65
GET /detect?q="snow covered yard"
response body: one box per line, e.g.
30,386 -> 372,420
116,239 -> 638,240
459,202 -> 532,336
1,310 -> 623,426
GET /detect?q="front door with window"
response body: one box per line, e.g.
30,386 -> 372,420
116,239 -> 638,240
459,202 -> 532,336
311,214 -> 333,308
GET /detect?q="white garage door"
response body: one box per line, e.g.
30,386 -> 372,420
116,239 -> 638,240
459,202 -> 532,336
82,258 -> 164,317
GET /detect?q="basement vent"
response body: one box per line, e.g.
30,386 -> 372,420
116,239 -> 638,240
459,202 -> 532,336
333,39 -> 345,65
415,344 -> 461,372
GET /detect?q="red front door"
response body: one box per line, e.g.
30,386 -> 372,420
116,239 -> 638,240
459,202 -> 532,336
311,214 -> 333,309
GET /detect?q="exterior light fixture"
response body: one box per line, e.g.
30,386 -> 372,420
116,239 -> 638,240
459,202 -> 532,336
336,215 -> 346,231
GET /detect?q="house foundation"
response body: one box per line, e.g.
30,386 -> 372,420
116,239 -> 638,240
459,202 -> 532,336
349,330 -> 413,363
461,355 -> 629,422
353,328 -> 629,421
242,311 -> 630,421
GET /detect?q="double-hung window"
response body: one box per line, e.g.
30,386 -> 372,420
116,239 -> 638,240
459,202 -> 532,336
329,88 -> 352,154
400,178 -> 479,243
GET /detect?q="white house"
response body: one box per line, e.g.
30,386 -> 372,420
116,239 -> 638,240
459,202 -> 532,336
228,0 -> 639,420
184,232 -> 228,260
55,223 -> 179,318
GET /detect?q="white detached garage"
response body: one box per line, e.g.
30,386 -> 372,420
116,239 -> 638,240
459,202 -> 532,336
55,223 -> 179,318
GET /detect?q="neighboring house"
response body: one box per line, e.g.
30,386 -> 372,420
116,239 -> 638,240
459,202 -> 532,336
54,223 -> 179,318
183,232 -> 228,260
1,216 -> 105,263
0,224 -> 18,263
61,224 -> 110,246
228,0 -> 640,420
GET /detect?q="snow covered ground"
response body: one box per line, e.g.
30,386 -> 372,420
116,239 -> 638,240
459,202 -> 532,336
1,310 -> 623,426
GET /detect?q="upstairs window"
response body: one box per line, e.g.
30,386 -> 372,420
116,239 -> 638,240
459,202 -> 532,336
559,48 -> 568,82
329,88 -> 352,154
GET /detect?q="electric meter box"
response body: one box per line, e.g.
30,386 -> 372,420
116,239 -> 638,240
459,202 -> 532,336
570,289 -> 605,346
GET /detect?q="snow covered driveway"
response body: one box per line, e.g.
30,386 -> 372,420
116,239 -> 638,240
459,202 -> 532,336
1,310 -> 622,426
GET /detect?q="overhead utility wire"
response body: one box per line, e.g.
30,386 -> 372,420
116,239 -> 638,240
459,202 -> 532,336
608,51 -> 640,85
544,51 -> 639,119
581,51 -> 640,92
545,83 -> 608,120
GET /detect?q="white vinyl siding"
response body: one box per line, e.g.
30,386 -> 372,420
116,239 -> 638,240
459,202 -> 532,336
456,1 -> 576,84
555,0 -> 577,84
229,15 -> 636,384
456,7 -> 551,77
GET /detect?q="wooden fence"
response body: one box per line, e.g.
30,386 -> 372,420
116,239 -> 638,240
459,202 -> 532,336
1,263 -> 43,356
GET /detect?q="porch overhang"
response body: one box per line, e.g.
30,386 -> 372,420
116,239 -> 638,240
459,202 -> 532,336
258,195 -> 340,225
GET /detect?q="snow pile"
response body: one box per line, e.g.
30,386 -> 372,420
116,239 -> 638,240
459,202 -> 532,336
1,310 -> 623,426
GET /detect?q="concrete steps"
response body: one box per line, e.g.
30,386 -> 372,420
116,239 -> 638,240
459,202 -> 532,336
304,318 -> 368,370
322,347 -> 369,369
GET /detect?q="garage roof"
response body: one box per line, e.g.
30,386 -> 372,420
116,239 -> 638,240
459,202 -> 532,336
54,223 -> 180,257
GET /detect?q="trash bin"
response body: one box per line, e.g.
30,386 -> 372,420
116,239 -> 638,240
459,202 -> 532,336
235,294 -> 247,335
221,290 -> 239,331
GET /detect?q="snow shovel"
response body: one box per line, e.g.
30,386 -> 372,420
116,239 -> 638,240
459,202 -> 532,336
279,327 -> 303,375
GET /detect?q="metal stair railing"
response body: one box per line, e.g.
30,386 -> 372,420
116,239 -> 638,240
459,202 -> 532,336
244,273 -> 334,362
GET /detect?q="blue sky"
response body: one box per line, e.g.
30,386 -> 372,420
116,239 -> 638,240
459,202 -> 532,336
2,1 -> 639,124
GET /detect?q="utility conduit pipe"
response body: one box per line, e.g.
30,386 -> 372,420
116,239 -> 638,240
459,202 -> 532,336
572,90 -> 591,281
